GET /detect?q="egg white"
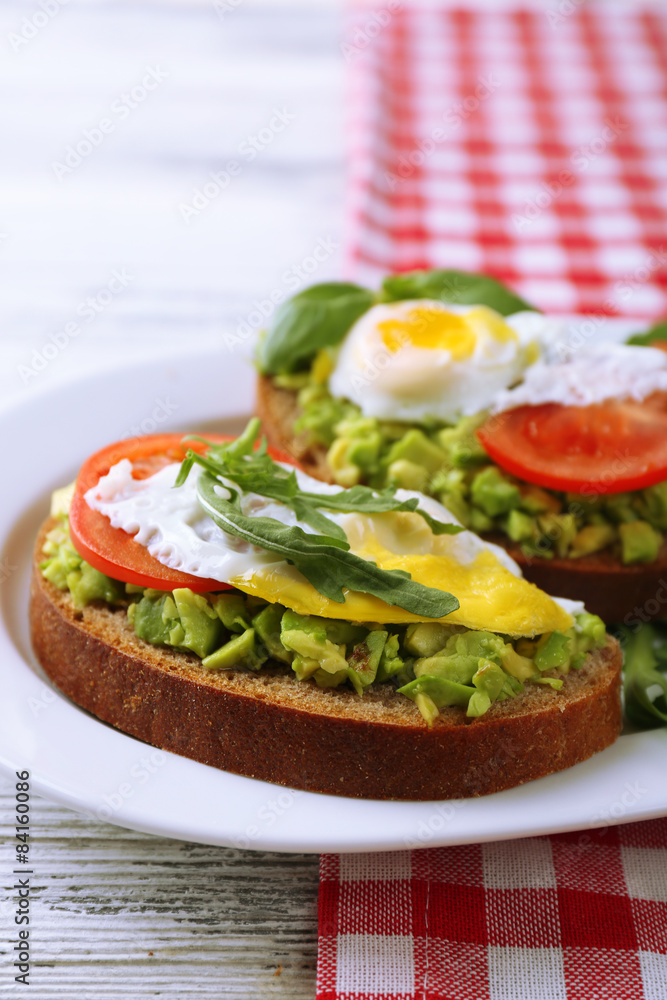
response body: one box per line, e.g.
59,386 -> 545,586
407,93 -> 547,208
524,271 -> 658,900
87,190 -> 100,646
328,299 -> 564,423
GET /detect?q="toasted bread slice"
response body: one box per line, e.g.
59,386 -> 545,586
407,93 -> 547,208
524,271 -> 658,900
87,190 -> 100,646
256,375 -> 667,624
31,518 -> 622,800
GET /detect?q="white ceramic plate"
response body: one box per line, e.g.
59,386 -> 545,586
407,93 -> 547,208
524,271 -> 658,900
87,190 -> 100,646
2,334 -> 667,854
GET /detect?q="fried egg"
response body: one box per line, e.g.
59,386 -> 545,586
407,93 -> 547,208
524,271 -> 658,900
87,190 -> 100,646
86,460 -> 574,637
327,300 -> 562,423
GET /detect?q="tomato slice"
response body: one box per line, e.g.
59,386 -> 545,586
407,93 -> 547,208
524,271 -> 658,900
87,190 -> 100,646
69,433 -> 298,593
477,392 -> 667,494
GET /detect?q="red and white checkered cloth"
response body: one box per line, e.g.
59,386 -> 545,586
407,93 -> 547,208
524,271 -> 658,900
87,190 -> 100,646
318,821 -> 667,999
343,1 -> 667,318
316,4 -> 667,997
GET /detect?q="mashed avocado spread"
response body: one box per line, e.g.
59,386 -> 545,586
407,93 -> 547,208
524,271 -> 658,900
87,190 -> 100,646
282,353 -> 666,566
41,515 -> 606,726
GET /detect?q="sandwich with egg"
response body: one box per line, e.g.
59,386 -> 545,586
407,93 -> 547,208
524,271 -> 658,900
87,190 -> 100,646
30,419 -> 621,800
255,269 -> 667,624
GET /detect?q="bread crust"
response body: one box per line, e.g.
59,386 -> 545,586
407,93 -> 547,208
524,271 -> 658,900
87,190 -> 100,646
256,375 -> 667,624
31,519 -> 622,800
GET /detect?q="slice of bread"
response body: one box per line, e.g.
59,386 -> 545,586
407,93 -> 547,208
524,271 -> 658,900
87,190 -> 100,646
31,518 -> 622,800
256,375 -> 667,624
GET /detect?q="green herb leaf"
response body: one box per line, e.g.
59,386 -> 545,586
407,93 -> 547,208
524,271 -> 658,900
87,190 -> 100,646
379,269 -> 536,316
615,622 -> 667,728
256,282 -> 376,375
176,419 -> 461,618
627,319 -> 667,347
196,476 -> 457,616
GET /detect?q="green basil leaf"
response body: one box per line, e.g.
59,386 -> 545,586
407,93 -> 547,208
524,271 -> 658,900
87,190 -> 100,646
627,319 -> 667,347
196,474 -> 459,618
256,282 -> 376,375
379,269 -> 536,316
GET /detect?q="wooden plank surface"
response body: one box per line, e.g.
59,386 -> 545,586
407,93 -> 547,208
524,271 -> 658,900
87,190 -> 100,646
0,776 -> 320,998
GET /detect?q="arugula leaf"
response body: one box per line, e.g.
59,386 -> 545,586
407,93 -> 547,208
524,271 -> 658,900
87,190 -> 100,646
256,282 -> 376,375
176,419 -> 462,618
616,623 -> 667,728
379,269 -> 536,316
627,319 -> 667,347
196,474 -> 459,617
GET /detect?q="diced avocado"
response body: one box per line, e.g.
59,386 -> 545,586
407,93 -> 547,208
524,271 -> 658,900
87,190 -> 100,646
347,432 -> 382,472
50,482 -> 76,518
375,633 -> 405,682
404,622 -> 455,657
321,620 -> 368,646
530,675 -> 564,689
603,493 -> 639,525
252,603 -> 292,663
468,507 -> 493,532
446,630 -> 507,665
296,390 -> 357,447
470,466 -> 520,517
431,467 -> 470,525
274,371 -> 311,391
281,610 -> 348,673
505,509 -> 535,543
414,692 -> 439,726
347,630 -> 388,692
501,644 -> 536,681
619,520 -> 662,565
467,660 -> 506,717
133,593 -> 175,647
292,655 -> 321,681
437,414 -> 488,468
519,484 -> 562,515
640,480 -> 667,530
211,592 -> 252,633
413,652 -> 479,686
313,667 -> 349,688
202,628 -> 259,671
538,513 -> 577,558
385,429 -> 446,474
398,675 -> 473,709
568,524 -> 615,558
326,438 -> 361,487
387,459 -> 429,492
534,631 -> 572,672
311,347 -> 335,384
574,612 -> 606,652
173,588 -> 224,659
66,563 -> 125,609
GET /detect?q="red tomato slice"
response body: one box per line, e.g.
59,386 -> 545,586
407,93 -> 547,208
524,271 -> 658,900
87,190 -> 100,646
69,432 -> 298,592
477,392 -> 667,494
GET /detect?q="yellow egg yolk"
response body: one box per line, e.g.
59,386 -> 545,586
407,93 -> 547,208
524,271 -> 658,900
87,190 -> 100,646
378,306 -> 518,360
228,513 -> 573,638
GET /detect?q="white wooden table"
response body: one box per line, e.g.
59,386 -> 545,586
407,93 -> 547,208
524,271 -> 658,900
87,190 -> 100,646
1,1 -> 343,994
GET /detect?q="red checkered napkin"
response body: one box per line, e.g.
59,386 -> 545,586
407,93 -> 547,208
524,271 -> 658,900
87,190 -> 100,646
344,1 -> 667,318
316,3 -> 667,997
317,821 -> 667,1000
